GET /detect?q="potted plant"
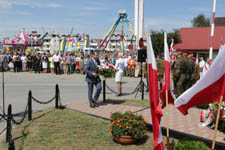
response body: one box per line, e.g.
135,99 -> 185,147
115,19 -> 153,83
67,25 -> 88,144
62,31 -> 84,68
110,111 -> 147,144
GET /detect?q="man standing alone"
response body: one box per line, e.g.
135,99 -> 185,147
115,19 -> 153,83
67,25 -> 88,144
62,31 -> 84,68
84,52 -> 102,108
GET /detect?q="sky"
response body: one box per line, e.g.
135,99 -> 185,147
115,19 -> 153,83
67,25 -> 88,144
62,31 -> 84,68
0,0 -> 225,40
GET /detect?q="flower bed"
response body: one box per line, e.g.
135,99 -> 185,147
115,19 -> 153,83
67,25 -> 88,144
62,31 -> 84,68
110,111 -> 147,140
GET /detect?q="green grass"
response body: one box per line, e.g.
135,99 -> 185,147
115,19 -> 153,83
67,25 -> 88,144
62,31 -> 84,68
104,99 -> 150,107
1,108 -> 177,150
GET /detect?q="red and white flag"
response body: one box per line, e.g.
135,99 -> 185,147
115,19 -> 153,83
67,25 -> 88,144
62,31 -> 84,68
160,32 -> 176,109
146,26 -> 164,150
175,45 -> 225,115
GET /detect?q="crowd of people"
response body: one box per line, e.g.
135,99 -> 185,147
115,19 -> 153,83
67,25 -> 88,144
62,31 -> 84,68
0,51 -> 145,77
0,51 -> 89,75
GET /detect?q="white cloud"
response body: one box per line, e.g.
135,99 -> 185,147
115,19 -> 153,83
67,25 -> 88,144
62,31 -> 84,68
46,3 -> 62,8
0,9 -> 32,15
0,0 -> 63,9
0,0 -> 12,9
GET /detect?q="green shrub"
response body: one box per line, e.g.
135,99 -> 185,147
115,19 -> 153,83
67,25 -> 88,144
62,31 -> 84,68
175,138 -> 209,150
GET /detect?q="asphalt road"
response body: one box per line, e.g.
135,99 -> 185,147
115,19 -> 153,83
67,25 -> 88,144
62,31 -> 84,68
0,72 -> 149,134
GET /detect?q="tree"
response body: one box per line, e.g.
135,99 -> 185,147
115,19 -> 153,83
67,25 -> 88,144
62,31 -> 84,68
191,14 -> 210,27
150,29 -> 180,55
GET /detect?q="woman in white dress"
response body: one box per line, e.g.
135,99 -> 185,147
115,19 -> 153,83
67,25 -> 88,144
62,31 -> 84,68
115,53 -> 125,96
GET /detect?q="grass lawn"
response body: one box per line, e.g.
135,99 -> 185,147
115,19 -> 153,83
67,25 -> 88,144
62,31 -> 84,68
104,99 -> 150,107
1,108 -> 177,150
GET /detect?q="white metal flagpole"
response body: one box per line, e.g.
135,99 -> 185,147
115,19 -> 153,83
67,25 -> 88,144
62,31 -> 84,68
209,0 -> 216,59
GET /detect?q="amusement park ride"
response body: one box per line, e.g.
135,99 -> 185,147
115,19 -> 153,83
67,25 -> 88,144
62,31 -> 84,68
99,10 -> 135,51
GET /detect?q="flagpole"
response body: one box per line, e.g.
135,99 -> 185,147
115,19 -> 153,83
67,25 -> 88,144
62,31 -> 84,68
209,0 -> 216,59
211,95 -> 223,150
166,90 -> 170,150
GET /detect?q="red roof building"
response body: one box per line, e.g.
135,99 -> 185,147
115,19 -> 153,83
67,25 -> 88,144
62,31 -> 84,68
174,26 -> 225,58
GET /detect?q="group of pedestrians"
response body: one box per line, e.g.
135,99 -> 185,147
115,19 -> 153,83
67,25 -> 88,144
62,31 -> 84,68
0,51 -> 86,75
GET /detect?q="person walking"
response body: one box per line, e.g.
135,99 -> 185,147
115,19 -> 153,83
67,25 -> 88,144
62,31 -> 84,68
115,53 -> 125,96
84,51 -> 102,108
53,52 -> 61,75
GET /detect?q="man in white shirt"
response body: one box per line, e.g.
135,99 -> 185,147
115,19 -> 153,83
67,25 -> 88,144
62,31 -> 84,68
115,53 -> 125,96
53,52 -> 61,75
199,57 -> 205,78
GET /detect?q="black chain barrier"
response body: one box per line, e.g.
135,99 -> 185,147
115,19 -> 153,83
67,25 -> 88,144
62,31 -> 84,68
12,101 -> 29,125
105,82 -> 140,96
0,84 -> 64,150
0,113 -> 7,122
31,96 -> 56,105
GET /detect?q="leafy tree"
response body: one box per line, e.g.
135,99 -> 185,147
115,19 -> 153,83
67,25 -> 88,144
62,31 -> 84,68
191,14 -> 210,27
149,29 -> 180,55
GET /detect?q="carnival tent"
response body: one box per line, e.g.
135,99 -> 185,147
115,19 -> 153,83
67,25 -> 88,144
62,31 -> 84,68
11,30 -> 30,45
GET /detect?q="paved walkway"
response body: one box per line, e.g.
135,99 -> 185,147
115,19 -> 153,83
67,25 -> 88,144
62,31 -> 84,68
66,101 -> 225,144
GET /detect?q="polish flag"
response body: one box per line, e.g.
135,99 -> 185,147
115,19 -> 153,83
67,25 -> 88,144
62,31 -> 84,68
160,32 -> 176,109
175,45 -> 225,115
146,26 -> 164,150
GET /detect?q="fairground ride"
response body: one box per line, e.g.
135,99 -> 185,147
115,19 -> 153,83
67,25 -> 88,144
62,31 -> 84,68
99,10 -> 135,51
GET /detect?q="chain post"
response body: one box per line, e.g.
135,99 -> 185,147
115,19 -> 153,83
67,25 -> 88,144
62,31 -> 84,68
103,80 -> 106,102
141,81 -> 144,100
55,84 -> 59,109
8,140 -> 15,150
6,104 -> 12,142
28,90 -> 32,121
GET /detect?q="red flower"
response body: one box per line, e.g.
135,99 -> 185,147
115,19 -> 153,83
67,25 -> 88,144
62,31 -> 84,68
220,117 -> 223,121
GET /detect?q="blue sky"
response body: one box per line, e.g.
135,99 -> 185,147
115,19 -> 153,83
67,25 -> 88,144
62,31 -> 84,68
0,0 -> 225,40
